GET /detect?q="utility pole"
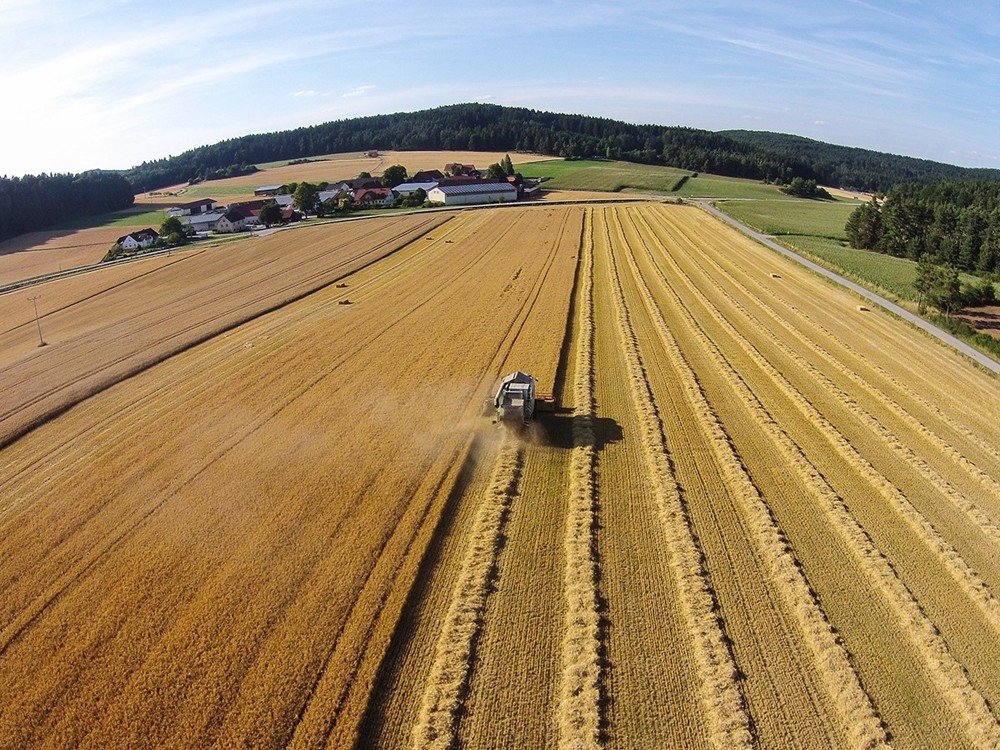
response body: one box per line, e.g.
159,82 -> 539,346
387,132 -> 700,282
28,295 -> 46,347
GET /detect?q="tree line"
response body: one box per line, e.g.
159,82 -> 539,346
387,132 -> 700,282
125,104 -> 1000,195
721,130 -> 1000,193
125,103 -> 820,192
846,181 -> 1000,274
0,171 -> 135,244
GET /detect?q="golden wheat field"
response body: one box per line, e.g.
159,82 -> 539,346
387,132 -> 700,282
0,202 -> 998,749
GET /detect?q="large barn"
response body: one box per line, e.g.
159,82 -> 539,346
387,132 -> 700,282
427,182 -> 518,206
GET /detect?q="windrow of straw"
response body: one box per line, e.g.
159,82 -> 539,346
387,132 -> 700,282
411,441 -> 524,750
630,208 -> 1000,626
601,209 -> 753,749
607,207 -> 888,750
557,209 -> 602,750
624,209 -> 1000,749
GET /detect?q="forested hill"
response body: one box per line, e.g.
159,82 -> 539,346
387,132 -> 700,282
720,130 -> 1000,193
126,103 -> 819,191
0,172 -> 135,245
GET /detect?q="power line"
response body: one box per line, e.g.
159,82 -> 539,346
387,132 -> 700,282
27,295 -> 46,347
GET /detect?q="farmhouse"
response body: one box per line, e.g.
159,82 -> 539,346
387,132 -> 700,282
167,198 -> 220,217
444,163 -> 477,176
116,228 -> 159,250
428,182 -> 518,206
411,169 -> 444,182
318,189 -> 349,205
215,205 -> 261,233
254,184 -> 284,196
354,187 -> 394,207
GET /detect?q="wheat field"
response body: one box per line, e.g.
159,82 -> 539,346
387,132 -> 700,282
0,202 -> 997,748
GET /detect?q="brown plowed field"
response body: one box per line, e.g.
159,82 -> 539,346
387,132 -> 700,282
1,202 -> 997,749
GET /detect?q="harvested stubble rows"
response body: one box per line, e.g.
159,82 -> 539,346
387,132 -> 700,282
0,205 -> 582,749
0,214 -> 452,447
1,200 -> 997,749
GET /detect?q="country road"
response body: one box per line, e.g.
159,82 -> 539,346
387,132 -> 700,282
693,199 -> 1000,375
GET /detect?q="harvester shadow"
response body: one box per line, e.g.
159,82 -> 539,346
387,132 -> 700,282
532,407 -> 623,451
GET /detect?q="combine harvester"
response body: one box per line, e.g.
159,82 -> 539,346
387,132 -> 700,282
490,371 -> 554,428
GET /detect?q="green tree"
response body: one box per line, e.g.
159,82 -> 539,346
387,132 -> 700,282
160,215 -> 185,239
502,153 -> 515,176
293,182 -> 319,214
381,164 -> 408,187
357,171 -> 372,179
915,255 -> 962,316
258,202 -> 282,228
486,162 -> 507,180
845,197 -> 883,249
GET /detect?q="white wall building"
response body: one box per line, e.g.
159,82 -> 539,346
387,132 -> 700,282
427,182 -> 517,206
117,228 -> 159,250
182,210 -> 226,232
393,181 -> 438,197
167,198 -> 220,217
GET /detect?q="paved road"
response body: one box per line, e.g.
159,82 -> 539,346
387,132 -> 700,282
693,199 -> 1000,376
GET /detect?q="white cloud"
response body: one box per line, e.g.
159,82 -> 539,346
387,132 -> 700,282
292,89 -> 322,97
342,84 -> 376,98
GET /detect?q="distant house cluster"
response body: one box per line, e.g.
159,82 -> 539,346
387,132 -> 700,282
149,159 -> 542,245
166,197 -> 301,235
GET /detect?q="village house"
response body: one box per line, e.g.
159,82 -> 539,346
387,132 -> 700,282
354,187 -> 395,207
116,228 -> 159,250
427,181 -> 518,206
444,163 -> 477,176
253,184 -> 284,196
411,169 -> 444,182
167,198 -> 220,217
214,204 -> 261,233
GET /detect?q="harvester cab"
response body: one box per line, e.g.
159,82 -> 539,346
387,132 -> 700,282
491,371 -> 554,426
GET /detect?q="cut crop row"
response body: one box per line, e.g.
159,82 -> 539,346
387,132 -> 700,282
623,208 -> 1000,749
605,207 -> 888,750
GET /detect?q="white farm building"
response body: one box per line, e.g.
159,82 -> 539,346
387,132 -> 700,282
427,182 -> 517,206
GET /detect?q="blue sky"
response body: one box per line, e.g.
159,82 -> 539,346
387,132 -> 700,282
1,0 -> 997,176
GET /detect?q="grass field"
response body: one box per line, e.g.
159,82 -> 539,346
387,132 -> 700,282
517,158 -> 813,201
1,203 -> 998,748
54,207 -> 168,231
673,173 -> 796,200
516,159 -> 689,193
715,198 -> 860,239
